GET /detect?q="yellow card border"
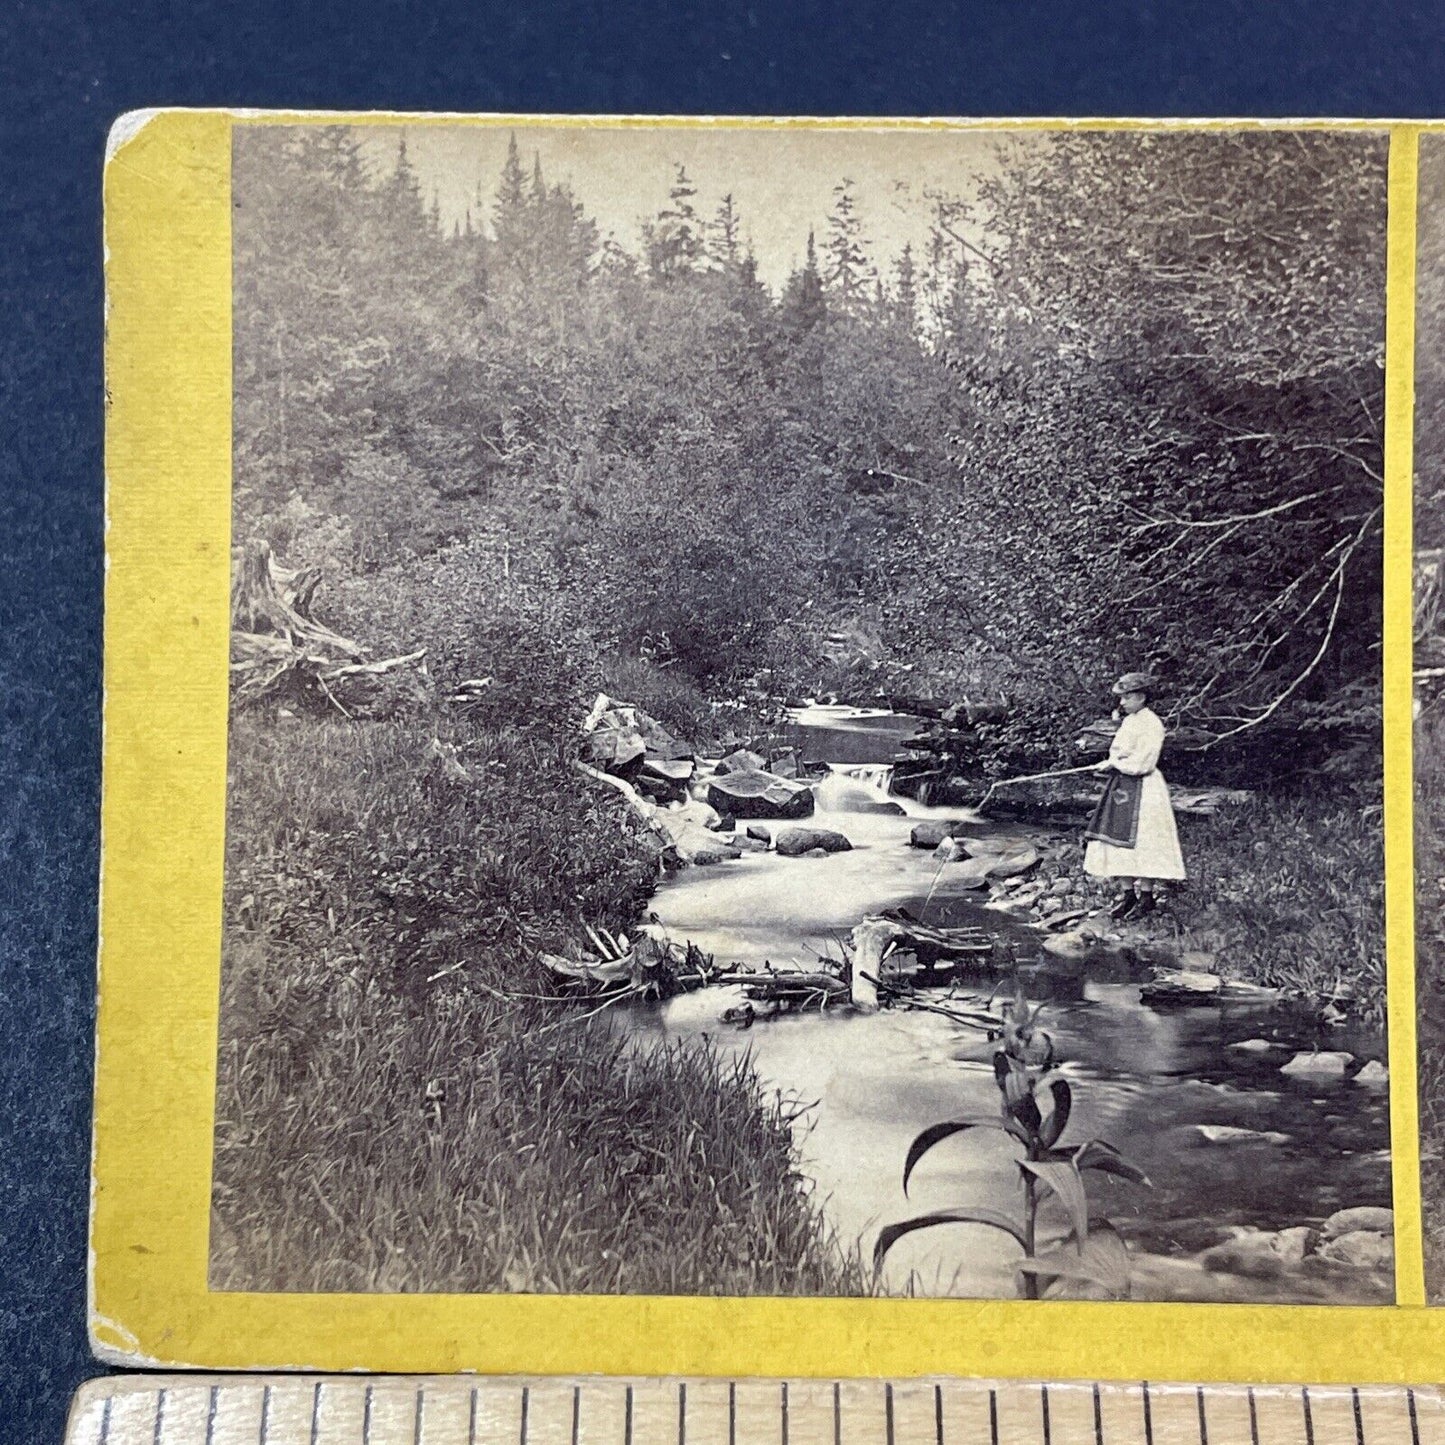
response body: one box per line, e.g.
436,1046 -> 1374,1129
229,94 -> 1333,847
93,110 -> 1434,1380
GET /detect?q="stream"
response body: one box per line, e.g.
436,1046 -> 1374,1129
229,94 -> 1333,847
620,706 -> 1394,1304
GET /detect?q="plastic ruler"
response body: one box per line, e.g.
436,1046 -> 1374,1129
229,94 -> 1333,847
63,1376 -> 1443,1445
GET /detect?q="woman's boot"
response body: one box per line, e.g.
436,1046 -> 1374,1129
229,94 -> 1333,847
1110,889 -> 1139,920
1132,891 -> 1157,917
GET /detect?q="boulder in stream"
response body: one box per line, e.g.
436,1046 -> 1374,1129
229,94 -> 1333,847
706,768 -> 815,820
716,747 -> 767,776
1188,1124 -> 1291,1146
1322,1206 -> 1393,1240
775,827 -> 853,858
1202,1227 -> 1315,1280
1280,1050 -> 1354,1078
1354,1060 -> 1389,1086
908,819 -> 997,848
1316,1230 -> 1393,1270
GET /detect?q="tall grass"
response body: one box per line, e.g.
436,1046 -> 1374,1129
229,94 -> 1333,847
1162,790 -> 1385,1017
211,713 -> 866,1295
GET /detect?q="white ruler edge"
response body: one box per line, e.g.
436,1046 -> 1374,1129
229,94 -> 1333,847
63,1375 -> 1445,1445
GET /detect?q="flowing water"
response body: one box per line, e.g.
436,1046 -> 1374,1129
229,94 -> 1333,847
622,707 -> 1393,1304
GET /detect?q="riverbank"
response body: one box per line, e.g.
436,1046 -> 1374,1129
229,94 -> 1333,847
210,712 -> 867,1295
212,698 -> 1387,1299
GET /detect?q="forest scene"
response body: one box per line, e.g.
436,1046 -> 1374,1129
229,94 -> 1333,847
212,123 -> 1396,1304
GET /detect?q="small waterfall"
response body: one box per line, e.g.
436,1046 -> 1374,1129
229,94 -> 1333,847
833,763 -> 895,794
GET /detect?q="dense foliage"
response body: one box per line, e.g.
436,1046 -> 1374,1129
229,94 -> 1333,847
234,127 -> 1387,772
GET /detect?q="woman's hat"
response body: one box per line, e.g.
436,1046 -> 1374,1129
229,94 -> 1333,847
1112,671 -> 1156,695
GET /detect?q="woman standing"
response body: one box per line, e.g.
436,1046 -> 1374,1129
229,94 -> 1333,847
1083,671 -> 1185,919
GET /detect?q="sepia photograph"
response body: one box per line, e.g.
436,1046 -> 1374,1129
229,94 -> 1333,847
1415,133 -> 1445,1303
210,121 -> 1393,1306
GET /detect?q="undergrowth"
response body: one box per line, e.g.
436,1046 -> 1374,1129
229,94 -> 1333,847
1162,790 -> 1385,1018
211,712 -> 865,1295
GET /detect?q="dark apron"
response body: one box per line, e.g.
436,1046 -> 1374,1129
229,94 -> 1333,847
1084,772 -> 1142,849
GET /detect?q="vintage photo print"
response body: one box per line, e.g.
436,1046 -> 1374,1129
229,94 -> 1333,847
1417,132 -> 1445,1303
211,121 -> 1392,1305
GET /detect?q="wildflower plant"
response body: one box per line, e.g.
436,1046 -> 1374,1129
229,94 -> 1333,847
875,988 -> 1151,1300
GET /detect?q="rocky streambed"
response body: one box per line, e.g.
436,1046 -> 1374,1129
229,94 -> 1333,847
615,707 -> 1395,1305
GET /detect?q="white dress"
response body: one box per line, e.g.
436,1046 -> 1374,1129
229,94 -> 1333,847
1082,707 -> 1186,881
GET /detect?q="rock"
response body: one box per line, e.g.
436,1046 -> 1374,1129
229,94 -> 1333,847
1229,1038 -> 1277,1055
1354,1060 -> 1389,1086
1044,907 -> 1089,932
1202,1229 -> 1311,1280
961,836 -> 1009,857
1280,1050 -> 1354,1078
670,798 -> 724,831
707,769 -> 815,820
715,748 -> 767,776
1321,1206 -> 1393,1240
582,693 -> 691,774
1140,969 -> 1222,1004
767,747 -> 802,779
934,836 -> 965,862
853,798 -> 907,816
908,819 -> 992,848
774,827 -> 853,858
1039,895 -> 1065,916
1043,930 -> 1093,961
1316,1230 -> 1393,1270
745,824 -> 772,844
732,834 -> 768,852
987,845 -> 1039,879
1190,1124 -> 1291,1146
1046,876 -> 1074,897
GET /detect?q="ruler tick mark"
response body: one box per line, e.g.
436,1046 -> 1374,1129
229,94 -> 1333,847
729,1382 -> 737,1445
469,1387 -> 479,1445
1410,1388 -> 1421,1445
1303,1387 -> 1315,1445
1249,1388 -> 1259,1445
935,1383 -> 945,1445
886,1384 -> 894,1445
679,1382 -> 687,1445
521,1385 -> 530,1445
625,1385 -> 634,1445
260,1385 -> 272,1445
1196,1387 -> 1208,1445
363,1384 -> 374,1445
1042,1384 -> 1051,1445
414,1389 -> 424,1445
1143,1382 -> 1154,1445
990,1388 -> 999,1445
571,1387 -> 580,1445
307,1384 -> 320,1445
833,1382 -> 841,1445
99,1395 -> 112,1445
1353,1388 -> 1365,1445
1094,1383 -> 1104,1445
783,1382 -> 790,1445
154,1388 -> 168,1445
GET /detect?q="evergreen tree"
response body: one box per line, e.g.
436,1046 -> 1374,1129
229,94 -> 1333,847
893,243 -> 918,334
644,165 -> 704,280
709,193 -> 741,270
824,179 -> 868,315
781,230 -> 827,333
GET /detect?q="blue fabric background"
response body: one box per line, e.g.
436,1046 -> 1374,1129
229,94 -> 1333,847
4,3 -> 1445,1437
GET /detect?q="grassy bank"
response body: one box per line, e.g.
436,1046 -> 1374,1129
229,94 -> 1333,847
211,712 -> 866,1295
1163,791 -> 1385,1016
1416,703 -> 1445,1297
